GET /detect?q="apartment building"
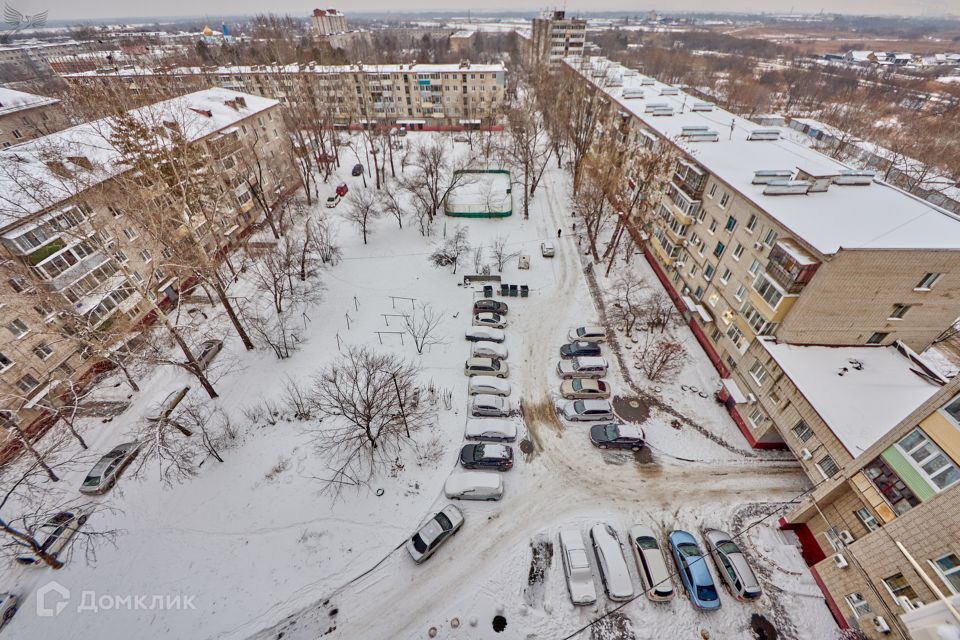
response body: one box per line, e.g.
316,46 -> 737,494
0,88 -> 70,148
311,8 -> 347,36
0,88 -> 296,442
61,61 -> 508,129
530,10 -> 586,68
567,56 -> 960,449
0,40 -> 89,79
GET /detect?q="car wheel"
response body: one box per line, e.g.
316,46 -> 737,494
77,515 -> 88,526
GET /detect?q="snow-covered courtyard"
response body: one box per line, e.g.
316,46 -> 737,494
3,133 -> 841,640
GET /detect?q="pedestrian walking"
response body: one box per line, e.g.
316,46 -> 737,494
557,228 -> 562,238
572,222 -> 577,232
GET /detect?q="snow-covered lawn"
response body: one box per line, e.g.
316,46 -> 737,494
4,133 -> 839,640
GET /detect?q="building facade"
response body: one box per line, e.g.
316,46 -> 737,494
530,11 -> 586,68
0,88 -> 70,148
311,8 -> 347,36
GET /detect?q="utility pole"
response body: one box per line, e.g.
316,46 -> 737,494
392,373 -> 410,438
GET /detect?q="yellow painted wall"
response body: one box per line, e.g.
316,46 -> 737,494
852,472 -> 897,523
921,411 -> 960,466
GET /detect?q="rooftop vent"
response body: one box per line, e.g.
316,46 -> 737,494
681,125 -> 709,134
752,169 -> 794,184
651,106 -> 674,117
833,170 -> 875,186
747,129 -> 781,141
691,101 -> 714,112
622,88 -> 644,99
644,102 -> 669,113
640,77 -> 655,86
660,87 -> 679,96
685,131 -> 719,142
763,180 -> 812,196
623,68 -> 638,76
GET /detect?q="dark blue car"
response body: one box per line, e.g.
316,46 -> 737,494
668,530 -> 721,610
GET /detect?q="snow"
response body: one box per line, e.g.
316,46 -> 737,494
758,338 -> 944,456
2,132 -> 841,640
0,87 -> 59,117
570,56 -> 960,255
445,170 -> 513,215
67,61 -> 507,78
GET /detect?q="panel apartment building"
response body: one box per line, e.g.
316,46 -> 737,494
529,10 -> 586,68
62,61 -> 508,129
0,88 -> 297,440
0,87 -> 70,148
567,56 -> 960,448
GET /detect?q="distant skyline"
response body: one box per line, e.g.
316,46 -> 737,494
3,0 -> 956,22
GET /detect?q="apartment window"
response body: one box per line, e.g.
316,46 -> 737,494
747,407 -> 766,429
864,457 -> 921,515
719,192 -> 731,208
139,250 -> 152,263
726,323 -> 747,352
707,293 -> 719,307
898,428 -> 960,490
746,213 -> 758,232
708,219 -> 718,234
693,286 -> 704,301
0,352 -> 13,372
725,216 -> 737,232
845,593 -> 872,618
16,373 -> 39,393
855,507 -> 879,533
113,250 -> 128,264
732,243 -> 744,261
734,284 -> 747,302
32,343 -> 54,360
933,553 -> 960,593
817,455 -> 840,479
888,304 -> 912,320
943,395 -> 960,425
916,272 -> 942,291
56,361 -> 74,376
12,129 -> 23,140
708,183 -> 718,198
161,248 -> 173,260
748,259 -> 761,277
792,420 -> 813,442
752,274 -> 785,309
689,264 -> 699,278
7,318 -> 29,338
713,242 -> 725,258
710,327 -> 723,342
153,269 -> 165,282
884,574 -> 919,605
763,229 -> 777,247
108,206 -> 123,218
749,360 -> 769,385
720,268 -> 732,284
867,332 -> 889,345
122,227 -> 138,241
704,264 -> 715,281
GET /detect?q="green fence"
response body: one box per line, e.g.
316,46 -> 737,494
443,169 -> 513,218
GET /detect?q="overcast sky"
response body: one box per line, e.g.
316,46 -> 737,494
5,0 -> 955,22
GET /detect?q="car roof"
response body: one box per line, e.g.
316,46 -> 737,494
445,471 -> 502,492
629,524 -> 658,540
574,356 -> 607,367
579,399 -> 612,410
615,424 -> 644,439
465,418 -> 517,438
479,443 -> 510,458
418,519 -> 445,544
670,530 -> 697,545
577,325 -> 603,334
466,357 -> 495,366
559,528 -> 586,550
473,394 -> 506,404
470,375 -> 509,387
467,327 -> 502,336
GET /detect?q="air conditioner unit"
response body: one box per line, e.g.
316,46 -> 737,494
801,448 -> 813,460
754,242 -> 764,250
746,393 -> 757,403
839,530 -> 855,545
833,553 -> 848,569
680,239 -> 689,246
873,616 -> 891,633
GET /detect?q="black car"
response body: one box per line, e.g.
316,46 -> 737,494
351,163 -> 363,176
590,423 -> 645,451
473,299 -> 508,315
459,443 -> 514,471
560,340 -> 602,359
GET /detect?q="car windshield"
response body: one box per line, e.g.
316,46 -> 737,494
636,536 -> 659,550
573,400 -> 585,413
717,541 -> 741,555
411,534 -> 428,554
604,424 -> 619,440
697,584 -> 719,602
572,379 -> 583,391
678,543 -> 701,558
435,512 -> 453,531
576,328 -> 586,337
82,475 -> 101,486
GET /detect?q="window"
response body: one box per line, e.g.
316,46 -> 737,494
888,304 -> 911,320
792,420 -> 813,442
748,259 -> 762,277
916,272 -> 941,290
32,343 -> 53,360
720,268 -> 732,284
726,323 -> 747,352
713,242 -> 725,258
139,249 -> 152,263
725,216 -> 737,232
708,183 -> 718,198
749,360 -> 769,385
944,395 -> 960,425
864,457 -> 921,515
16,373 -> 39,393
123,227 -> 139,241
763,229 -> 777,247
708,219 -> 718,234
719,192 -> 731,208
933,553 -> 960,594
884,574 -> 919,605
855,507 -> 879,533
693,286 -> 704,301
747,407 -> 766,428
845,593 -> 872,618
752,274 -> 785,309
867,332 -> 889,345
689,264 -> 698,277
12,128 -> 23,140
817,455 -> 840,479
732,243 -> 744,261
108,206 -> 123,218
746,214 -> 758,232
704,264 -> 715,281
7,318 -> 29,338
161,248 -> 173,260
897,428 -> 960,490
0,352 -> 12,372
734,284 -> 747,301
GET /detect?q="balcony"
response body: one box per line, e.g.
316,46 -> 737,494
764,240 -> 820,294
43,252 -> 111,293
673,161 -> 707,199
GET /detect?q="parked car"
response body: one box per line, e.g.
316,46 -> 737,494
560,399 -> 615,422
0,593 -> 18,629
464,357 -> 508,378
590,423 -> 645,450
465,327 -> 505,343
703,528 -> 762,601
560,340 -> 602,359
468,376 -> 511,397
471,394 -> 513,418
16,508 -> 91,566
590,523 -> 635,601
325,194 -> 341,208
473,312 -> 506,329
669,530 -> 721,610
397,127 -> 408,137
560,378 -> 610,400
405,505 -> 464,563
336,182 -> 349,197
473,299 -> 508,315
472,341 -> 508,360
454,134 -> 470,142
443,471 -> 503,501
628,525 -> 674,602
568,326 -> 606,343
557,356 -> 608,379
196,339 -> 223,370
558,528 -> 598,605
460,443 -> 514,471
147,386 -> 190,423
541,242 -> 556,257
79,442 -> 141,495
464,418 -> 517,442
351,163 -> 363,176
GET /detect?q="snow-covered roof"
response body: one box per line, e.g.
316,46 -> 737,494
67,61 -> 507,78
0,87 -> 58,117
569,56 -> 960,255
0,88 -> 278,227
758,338 -> 944,456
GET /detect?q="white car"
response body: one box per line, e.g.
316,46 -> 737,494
325,194 -> 341,208
557,356 -> 608,379
472,340 -> 508,359
406,505 -> 464,564
473,312 -> 507,329
468,376 -> 511,397
628,525 -> 675,601
560,399 -> 615,422
443,471 -> 503,501
568,325 -> 606,343
16,507 -> 91,566
471,394 -> 513,418
465,327 -> 505,343
464,418 -> 517,442
559,528 -> 598,605
541,242 -> 556,257
590,523 -> 635,601
464,357 -> 508,378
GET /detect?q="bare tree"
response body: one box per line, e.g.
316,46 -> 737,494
344,188 -> 380,245
402,303 -> 444,355
642,291 -> 677,333
490,234 -> 520,272
428,225 -> 471,274
607,278 -> 649,334
502,95 -> 552,218
635,334 -> 687,382
378,180 -> 406,229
